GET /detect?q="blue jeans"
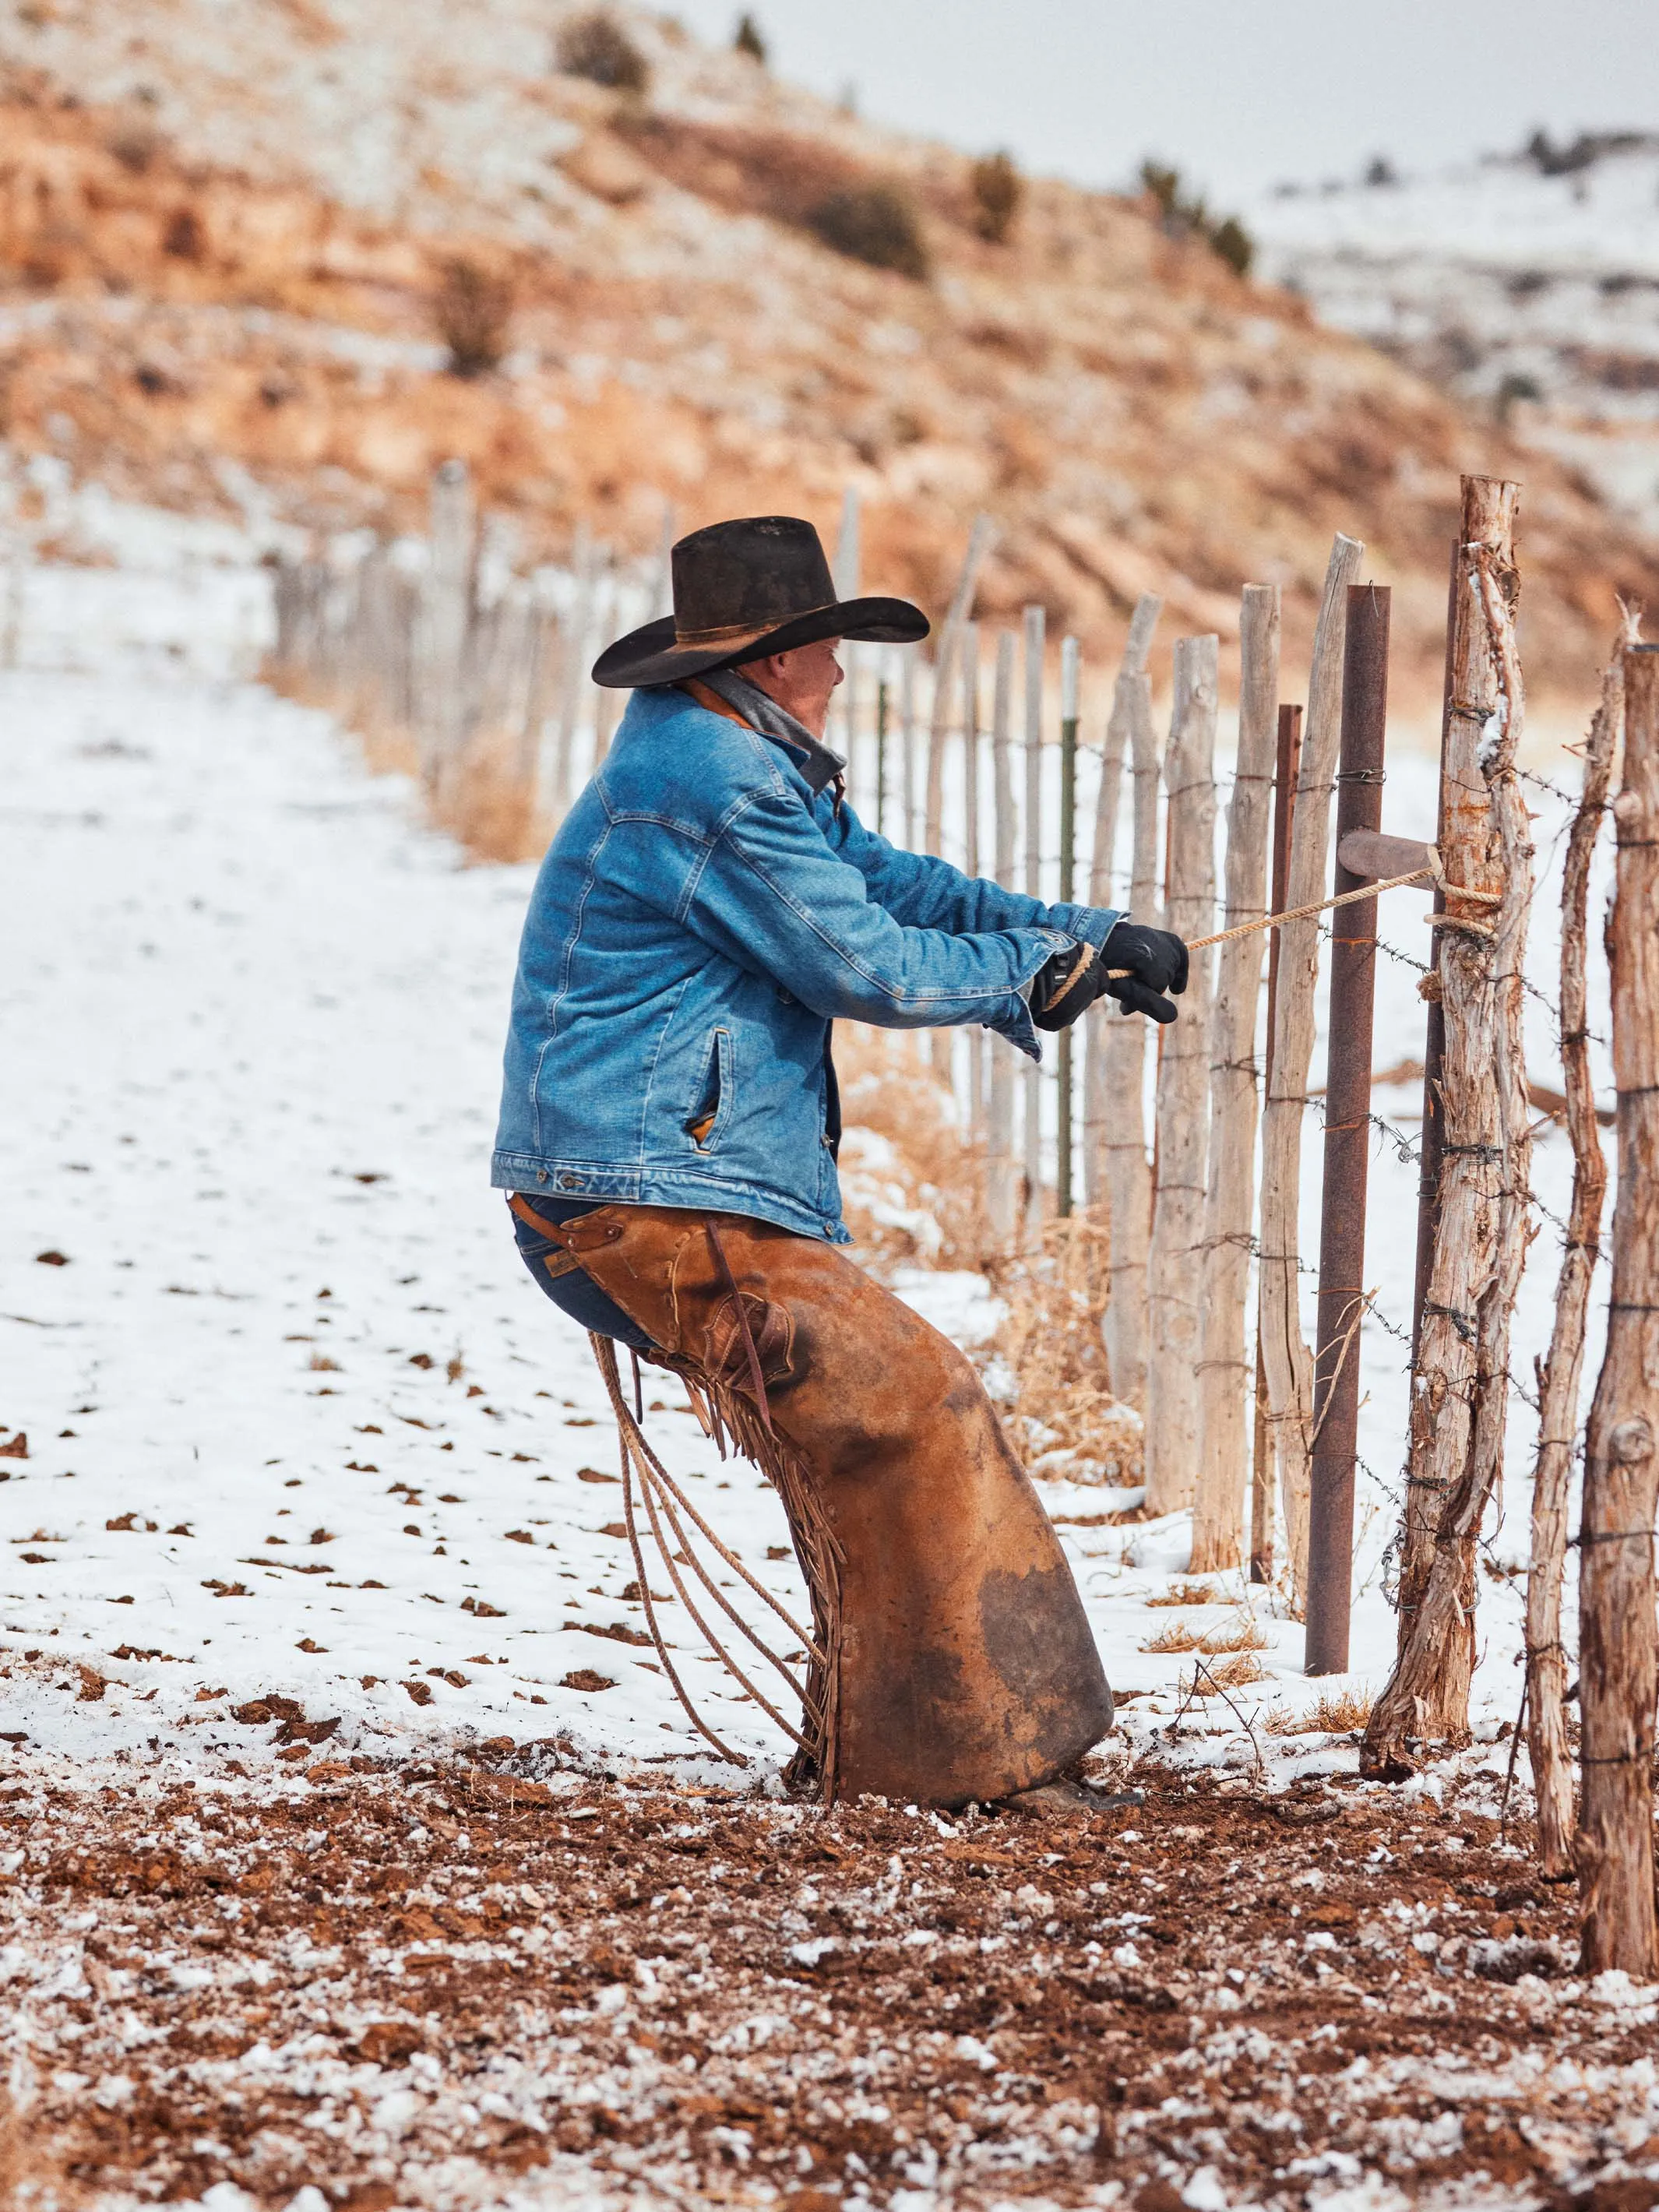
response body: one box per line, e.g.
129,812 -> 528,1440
509,1196 -> 656,1354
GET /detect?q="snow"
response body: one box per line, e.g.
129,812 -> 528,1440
0,518 -> 1609,1803
1243,141 -> 1659,529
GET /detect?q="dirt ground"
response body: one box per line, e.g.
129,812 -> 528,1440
4,1742 -> 1659,2212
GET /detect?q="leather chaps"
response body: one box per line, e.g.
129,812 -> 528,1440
512,1198 -> 1114,1809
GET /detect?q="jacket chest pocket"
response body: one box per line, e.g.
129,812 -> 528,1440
685,1027 -> 735,1152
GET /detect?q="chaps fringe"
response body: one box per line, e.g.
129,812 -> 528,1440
590,1334 -> 846,1801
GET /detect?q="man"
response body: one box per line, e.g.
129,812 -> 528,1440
494,516 -> 1187,1811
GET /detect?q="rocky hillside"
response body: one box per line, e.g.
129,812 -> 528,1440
2,0 -> 1654,706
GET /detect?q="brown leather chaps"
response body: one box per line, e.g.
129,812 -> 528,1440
514,1198 -> 1113,1809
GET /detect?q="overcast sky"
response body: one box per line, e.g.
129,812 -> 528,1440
670,0 -> 1659,203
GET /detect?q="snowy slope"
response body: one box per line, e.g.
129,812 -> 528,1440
0,534 -> 1601,1800
1247,139 -> 1659,531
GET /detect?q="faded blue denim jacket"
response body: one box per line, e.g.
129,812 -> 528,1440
492,684 -> 1123,1243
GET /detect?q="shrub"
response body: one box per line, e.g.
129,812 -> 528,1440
1206,213 -> 1254,278
733,11 -> 766,63
1139,157 -> 1254,279
808,182 -> 929,280
556,12 -> 649,93
970,150 -> 1021,244
433,256 -> 516,379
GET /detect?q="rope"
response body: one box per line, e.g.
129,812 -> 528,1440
1164,865 -> 1500,959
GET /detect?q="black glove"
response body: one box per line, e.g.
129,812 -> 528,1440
1099,919 -> 1189,1024
1030,940 -> 1110,1031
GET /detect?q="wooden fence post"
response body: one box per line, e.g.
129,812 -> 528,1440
424,458 -> 475,792
900,650 -> 918,853
1097,597 -> 1163,1405
1022,604 -> 1046,1249
1526,627 -> 1629,1879
986,632 -> 1020,1247
1144,634 -> 1217,1516
961,622 -> 984,1137
1305,583 -> 1390,1673
1576,638 -> 1659,1978
1251,703 -> 1302,1583
1362,477 -> 1530,1775
1258,533 -> 1365,1612
1191,586 -> 1280,1573
1057,634 -> 1080,1217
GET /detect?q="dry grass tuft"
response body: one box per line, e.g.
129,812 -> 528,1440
1141,1613 -> 1266,1657
1190,1653 -> 1268,1693
1145,1580 -> 1220,1608
1140,1622 -> 1203,1654
1263,1687 -> 1374,1736
1199,1614 -> 1268,1655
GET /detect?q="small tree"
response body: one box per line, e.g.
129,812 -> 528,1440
434,257 -> 516,379
808,183 -> 929,280
555,12 -> 650,93
970,150 -> 1022,245
733,12 -> 766,64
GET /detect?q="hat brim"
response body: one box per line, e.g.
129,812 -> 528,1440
591,595 -> 929,689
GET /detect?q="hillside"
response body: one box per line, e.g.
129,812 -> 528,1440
2,0 -> 1656,704
1247,133 -> 1659,544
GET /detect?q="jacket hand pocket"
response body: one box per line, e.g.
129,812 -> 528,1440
685,1027 -> 734,1151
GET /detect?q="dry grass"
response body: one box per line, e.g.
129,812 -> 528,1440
1263,1687 -> 1375,1736
1189,1653 -> 1269,1694
1145,1580 -> 1220,1608
985,1214 -> 1142,1485
1141,1612 -> 1267,1657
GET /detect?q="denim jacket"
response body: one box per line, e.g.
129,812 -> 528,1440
492,684 -> 1123,1243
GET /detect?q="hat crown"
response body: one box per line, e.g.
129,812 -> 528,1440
671,516 -> 837,646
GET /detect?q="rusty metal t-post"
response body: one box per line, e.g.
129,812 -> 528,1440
1305,585 -> 1390,1674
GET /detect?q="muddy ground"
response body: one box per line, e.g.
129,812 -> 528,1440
3,1743 -> 1658,2211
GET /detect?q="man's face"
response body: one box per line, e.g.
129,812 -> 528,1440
736,637 -> 844,739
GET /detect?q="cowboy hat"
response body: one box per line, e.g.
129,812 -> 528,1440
591,514 -> 929,689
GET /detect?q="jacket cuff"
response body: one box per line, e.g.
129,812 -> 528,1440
1035,902 -> 1123,951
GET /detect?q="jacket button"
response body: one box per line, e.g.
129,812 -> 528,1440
558,1173 -> 576,1189
536,1168 -> 548,1182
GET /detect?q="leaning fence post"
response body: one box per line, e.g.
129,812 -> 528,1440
1362,475 -> 1530,1776
1191,586 -> 1280,1574
1305,584 -> 1390,1673
1527,625 -> 1629,1880
1057,635 -> 1080,1218
1022,604 -> 1047,1249
1576,638 -> 1659,1979
1258,532 -> 1365,1614
986,632 -> 1020,1247
1144,634 -> 1218,1518
1251,703 -> 1301,1584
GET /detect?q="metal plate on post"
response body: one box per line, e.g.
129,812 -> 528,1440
1336,828 -> 1434,882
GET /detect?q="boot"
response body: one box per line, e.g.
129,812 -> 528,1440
520,1200 -> 1114,1809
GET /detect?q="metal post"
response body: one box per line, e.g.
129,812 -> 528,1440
1305,586 -> 1390,1673
1252,702 -> 1301,1583
1057,636 -> 1080,1217
1412,543 -> 1462,1363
